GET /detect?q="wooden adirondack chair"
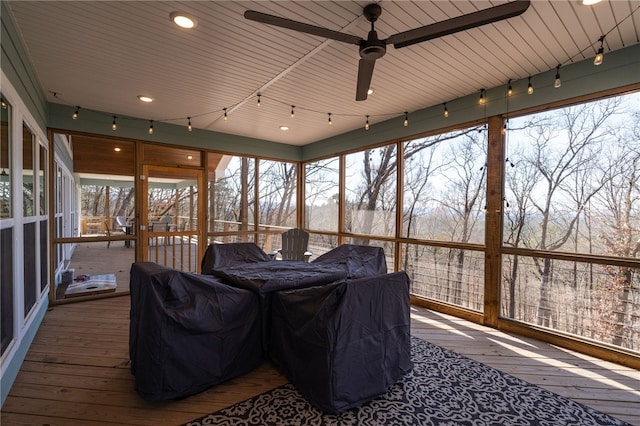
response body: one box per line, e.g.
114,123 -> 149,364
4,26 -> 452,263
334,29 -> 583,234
275,228 -> 312,262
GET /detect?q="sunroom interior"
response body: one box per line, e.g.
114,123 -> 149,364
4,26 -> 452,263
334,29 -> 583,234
1,1 -> 639,424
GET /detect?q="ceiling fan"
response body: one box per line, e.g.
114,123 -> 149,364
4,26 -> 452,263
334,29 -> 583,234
245,1 -> 530,101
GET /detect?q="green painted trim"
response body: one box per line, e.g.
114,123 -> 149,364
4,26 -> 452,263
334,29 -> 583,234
0,2 -> 47,130
301,43 -> 640,161
47,104 -> 302,162
1,298 -> 48,407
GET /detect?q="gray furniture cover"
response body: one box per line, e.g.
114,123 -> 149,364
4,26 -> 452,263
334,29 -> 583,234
201,242 -> 271,274
270,271 -> 412,414
129,262 -> 262,401
312,243 -> 387,278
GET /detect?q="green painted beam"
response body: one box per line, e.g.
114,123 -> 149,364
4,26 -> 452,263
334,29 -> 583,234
47,104 -> 301,162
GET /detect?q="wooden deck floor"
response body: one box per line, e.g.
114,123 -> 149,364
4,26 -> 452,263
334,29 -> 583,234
2,296 -> 639,425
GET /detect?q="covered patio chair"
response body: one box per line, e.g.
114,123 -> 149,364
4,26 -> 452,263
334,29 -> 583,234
270,271 -> 412,413
129,262 -> 263,401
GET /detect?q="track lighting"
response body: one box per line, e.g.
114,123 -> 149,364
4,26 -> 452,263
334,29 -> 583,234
365,115 -> 370,130
148,120 -> 154,135
112,116 -> 117,131
594,35 -> 605,65
554,64 -> 562,88
527,77 -> 534,95
507,80 -> 513,97
443,103 -> 449,118
187,117 -> 192,132
290,105 -> 295,118
403,112 -> 408,127
328,113 -> 332,126
72,106 -> 80,119
257,93 -> 261,107
479,89 -> 486,105
223,107 -> 228,121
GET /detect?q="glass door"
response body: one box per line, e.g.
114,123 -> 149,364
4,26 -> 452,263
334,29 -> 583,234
141,165 -> 204,273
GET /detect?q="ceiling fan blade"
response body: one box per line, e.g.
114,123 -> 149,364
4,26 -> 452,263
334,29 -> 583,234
244,10 -> 362,45
356,59 -> 376,101
387,0 -> 530,49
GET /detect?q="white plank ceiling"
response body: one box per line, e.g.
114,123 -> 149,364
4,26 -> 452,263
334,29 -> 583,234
6,1 -> 640,146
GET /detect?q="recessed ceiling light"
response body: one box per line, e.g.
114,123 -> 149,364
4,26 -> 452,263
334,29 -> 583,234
114,147 -> 121,152
170,12 -> 197,29
582,0 -> 602,5
187,155 -> 193,160
279,126 -> 289,131
137,95 -> 154,103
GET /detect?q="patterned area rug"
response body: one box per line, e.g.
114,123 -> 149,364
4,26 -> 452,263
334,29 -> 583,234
183,337 -> 631,426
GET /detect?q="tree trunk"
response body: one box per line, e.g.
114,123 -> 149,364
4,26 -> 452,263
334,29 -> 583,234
536,258 -> 553,327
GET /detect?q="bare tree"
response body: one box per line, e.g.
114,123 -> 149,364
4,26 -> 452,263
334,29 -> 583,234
503,155 -> 539,318
305,159 -> 339,231
592,113 -> 640,348
258,160 -> 296,227
438,131 -> 486,305
348,128 -> 481,245
516,99 -> 620,327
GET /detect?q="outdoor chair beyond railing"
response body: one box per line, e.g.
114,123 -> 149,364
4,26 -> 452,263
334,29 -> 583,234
150,222 -> 169,246
105,217 -> 127,248
271,228 -> 312,262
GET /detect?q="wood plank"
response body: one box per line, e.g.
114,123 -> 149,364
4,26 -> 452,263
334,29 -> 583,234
0,412 -> 126,426
1,396 -> 201,426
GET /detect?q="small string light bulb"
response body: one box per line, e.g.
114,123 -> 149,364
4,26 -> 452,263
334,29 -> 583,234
403,112 -> 409,127
187,117 -> 192,132
72,106 -> 80,119
594,35 -> 605,65
290,105 -> 295,118
443,103 -> 449,118
507,80 -> 513,97
328,113 -> 332,126
0,97 -> 7,109
554,65 -> 562,88
223,107 -> 228,121
479,89 -> 486,105
257,93 -> 261,107
365,115 -> 370,130
148,120 -> 154,135
527,77 -> 534,95
112,116 -> 117,131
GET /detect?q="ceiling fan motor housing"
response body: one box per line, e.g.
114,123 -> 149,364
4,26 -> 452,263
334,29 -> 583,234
360,32 -> 386,60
